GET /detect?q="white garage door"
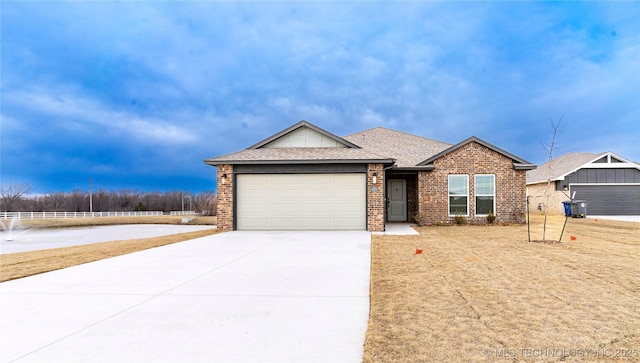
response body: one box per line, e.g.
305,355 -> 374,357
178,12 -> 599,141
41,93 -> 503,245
237,173 -> 366,230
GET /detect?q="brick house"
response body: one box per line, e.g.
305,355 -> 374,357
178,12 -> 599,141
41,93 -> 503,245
205,121 -> 536,231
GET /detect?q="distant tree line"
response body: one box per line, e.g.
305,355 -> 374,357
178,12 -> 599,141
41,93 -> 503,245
0,183 -> 217,215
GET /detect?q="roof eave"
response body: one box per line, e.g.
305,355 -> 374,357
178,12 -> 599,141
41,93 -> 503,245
204,158 -> 395,166
391,165 -> 435,171
526,175 -> 565,184
514,163 -> 537,170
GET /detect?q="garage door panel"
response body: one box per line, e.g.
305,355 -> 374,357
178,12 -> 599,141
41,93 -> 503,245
239,219 -> 270,228
335,186 -> 361,194
302,204 -> 332,213
334,218 -> 364,228
272,219 -> 302,228
334,203 -> 364,213
242,189 -> 269,198
270,204 -> 300,215
571,185 -> 640,215
301,189 -> 329,198
301,219 -> 332,229
237,173 -> 366,230
240,205 -> 271,215
271,189 -> 299,198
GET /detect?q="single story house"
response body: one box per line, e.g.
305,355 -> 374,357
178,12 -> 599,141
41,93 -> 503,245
526,152 -> 640,216
205,121 -> 536,231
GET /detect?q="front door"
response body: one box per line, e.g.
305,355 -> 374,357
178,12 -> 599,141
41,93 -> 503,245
387,179 -> 407,222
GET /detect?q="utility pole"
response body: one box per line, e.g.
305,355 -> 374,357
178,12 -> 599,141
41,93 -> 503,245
89,178 -> 93,213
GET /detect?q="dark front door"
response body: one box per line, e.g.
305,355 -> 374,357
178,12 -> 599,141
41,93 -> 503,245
387,179 -> 407,222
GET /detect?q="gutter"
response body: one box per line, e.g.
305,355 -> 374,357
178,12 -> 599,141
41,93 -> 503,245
204,158 -> 395,166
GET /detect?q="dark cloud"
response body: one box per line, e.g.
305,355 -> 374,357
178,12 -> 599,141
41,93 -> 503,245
2,1 -> 638,192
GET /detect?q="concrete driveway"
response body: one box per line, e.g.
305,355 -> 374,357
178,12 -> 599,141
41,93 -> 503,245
588,215 -> 640,223
0,224 -> 215,254
0,231 -> 371,363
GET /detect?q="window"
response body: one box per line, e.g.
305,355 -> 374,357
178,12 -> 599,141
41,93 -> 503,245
475,174 -> 495,215
448,175 -> 468,216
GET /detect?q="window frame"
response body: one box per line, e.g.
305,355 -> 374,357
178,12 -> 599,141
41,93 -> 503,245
474,174 -> 496,216
448,174 -> 469,216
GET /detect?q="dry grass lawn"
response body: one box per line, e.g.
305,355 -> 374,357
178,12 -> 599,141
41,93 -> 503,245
364,215 -> 640,362
15,215 -> 217,228
1,216 -> 219,282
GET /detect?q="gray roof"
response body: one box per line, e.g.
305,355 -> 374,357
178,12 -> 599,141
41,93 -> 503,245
205,147 -> 394,165
344,127 -> 451,168
526,152 -> 601,184
205,121 -> 535,170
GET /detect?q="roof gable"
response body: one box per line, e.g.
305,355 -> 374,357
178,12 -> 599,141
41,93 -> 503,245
247,120 -> 359,149
418,136 -> 536,170
526,151 -> 640,184
587,152 -> 640,167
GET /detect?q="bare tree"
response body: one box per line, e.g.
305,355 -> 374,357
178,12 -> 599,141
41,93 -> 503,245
0,183 -> 33,212
192,191 -> 217,216
44,192 -> 66,211
0,187 -> 214,213
542,118 -> 562,241
64,190 -> 87,212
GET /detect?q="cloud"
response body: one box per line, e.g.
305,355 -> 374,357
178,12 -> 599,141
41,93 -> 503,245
1,1 -> 638,192
5,86 -> 198,145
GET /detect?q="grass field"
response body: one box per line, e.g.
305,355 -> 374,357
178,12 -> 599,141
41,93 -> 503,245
0,216 -> 218,282
14,215 -> 217,228
364,215 -> 640,362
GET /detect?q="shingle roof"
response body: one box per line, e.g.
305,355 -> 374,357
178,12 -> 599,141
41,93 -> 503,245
344,127 -> 451,168
205,122 -> 535,170
204,147 -> 394,165
526,152 -> 601,184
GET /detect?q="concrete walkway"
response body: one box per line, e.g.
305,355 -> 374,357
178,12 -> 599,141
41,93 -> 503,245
372,223 -> 420,235
0,231 -> 371,363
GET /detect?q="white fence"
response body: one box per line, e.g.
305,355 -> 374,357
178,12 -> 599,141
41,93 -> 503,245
169,211 -> 197,216
1,211 -> 165,220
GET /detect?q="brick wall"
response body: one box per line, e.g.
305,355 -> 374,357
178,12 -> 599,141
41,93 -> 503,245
367,164 -> 385,231
527,182 -> 567,215
407,176 -> 418,223
216,164 -> 234,231
416,142 -> 527,225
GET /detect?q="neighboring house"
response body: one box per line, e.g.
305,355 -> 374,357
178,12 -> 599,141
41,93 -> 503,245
526,152 -> 640,216
205,121 -> 536,231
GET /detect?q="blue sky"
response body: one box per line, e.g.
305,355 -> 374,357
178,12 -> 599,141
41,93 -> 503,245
2,1 -> 639,193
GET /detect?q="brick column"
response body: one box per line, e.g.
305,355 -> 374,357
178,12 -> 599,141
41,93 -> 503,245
216,165 -> 234,231
367,164 -> 385,232
416,171 -> 429,226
